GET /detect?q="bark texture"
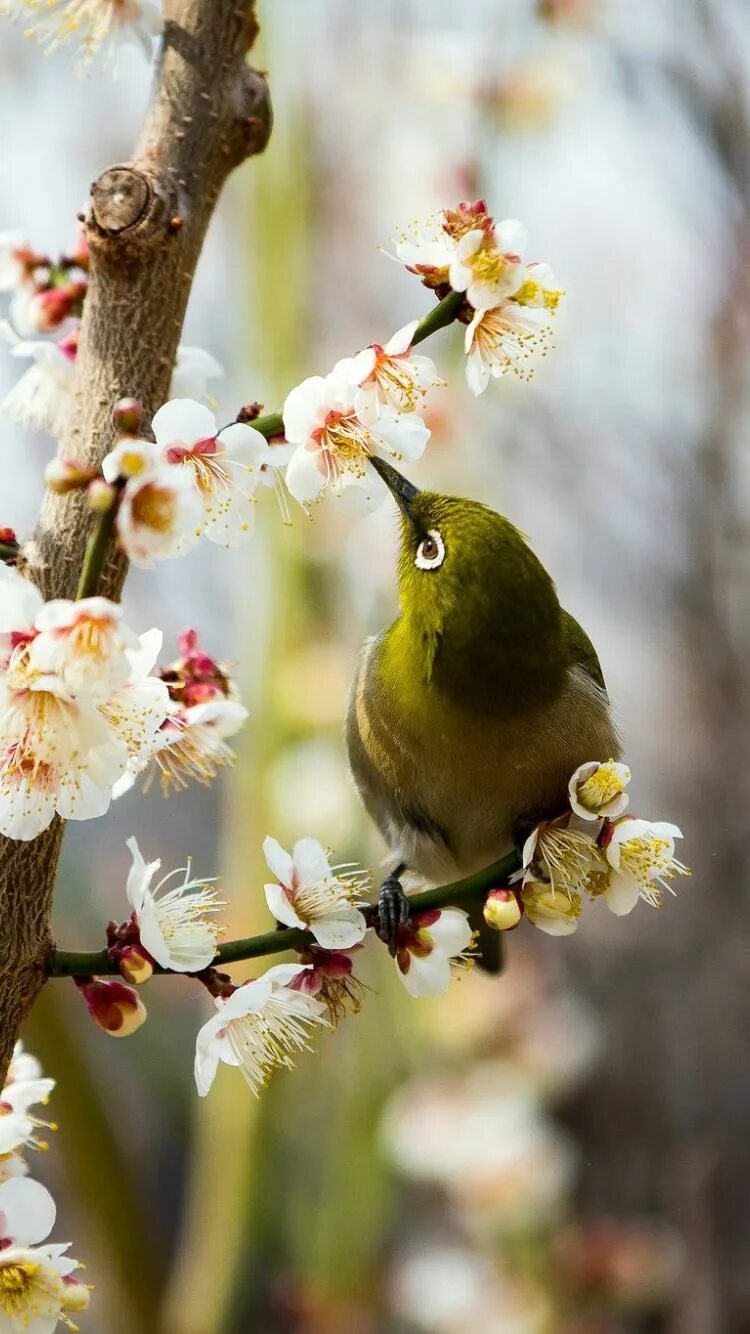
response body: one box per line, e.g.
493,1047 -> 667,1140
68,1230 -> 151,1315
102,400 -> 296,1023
0,0 -> 271,1083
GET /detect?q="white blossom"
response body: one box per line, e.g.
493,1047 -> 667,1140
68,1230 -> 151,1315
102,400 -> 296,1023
395,907 -> 474,998
601,817 -> 688,915
103,440 -> 204,568
568,759 -> 631,821
194,964 -> 328,1098
0,329 -> 76,437
282,370 -> 429,508
521,878 -> 583,936
152,398 -> 271,546
125,835 -> 222,972
263,835 -> 367,949
30,597 -> 137,700
464,301 -> 553,395
448,219 -> 527,310
10,0 -> 164,74
0,566 -> 42,663
0,1176 -> 83,1334
169,345 -> 223,403
522,819 -> 602,897
337,320 -> 440,416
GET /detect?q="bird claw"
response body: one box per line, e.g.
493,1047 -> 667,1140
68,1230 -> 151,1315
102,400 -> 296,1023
377,876 -> 410,957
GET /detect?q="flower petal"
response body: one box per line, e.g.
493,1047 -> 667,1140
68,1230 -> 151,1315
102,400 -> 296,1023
152,398 -> 217,450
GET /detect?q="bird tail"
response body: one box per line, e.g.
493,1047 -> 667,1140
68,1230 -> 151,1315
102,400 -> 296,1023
468,901 -> 504,975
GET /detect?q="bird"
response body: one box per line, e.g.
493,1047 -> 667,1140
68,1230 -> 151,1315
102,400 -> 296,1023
346,456 -> 621,969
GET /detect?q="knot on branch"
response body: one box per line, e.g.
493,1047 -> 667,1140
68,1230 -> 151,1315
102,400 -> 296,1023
87,166 -> 166,248
228,67 -> 273,164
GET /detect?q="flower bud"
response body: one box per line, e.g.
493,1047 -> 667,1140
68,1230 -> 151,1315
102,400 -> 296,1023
61,1277 -> 92,1314
0,527 -> 17,545
521,880 -> 582,936
75,977 -> 147,1037
87,479 -> 117,513
117,945 -> 154,986
44,458 -> 97,495
112,397 -> 144,436
483,888 -> 522,931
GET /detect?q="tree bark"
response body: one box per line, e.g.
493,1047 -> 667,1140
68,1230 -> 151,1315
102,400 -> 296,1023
0,0 -> 271,1084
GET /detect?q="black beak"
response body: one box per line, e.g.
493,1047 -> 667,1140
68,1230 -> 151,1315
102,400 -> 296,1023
369,456 -> 420,518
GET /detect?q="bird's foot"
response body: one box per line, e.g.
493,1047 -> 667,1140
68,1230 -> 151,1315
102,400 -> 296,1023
376,876 -> 410,957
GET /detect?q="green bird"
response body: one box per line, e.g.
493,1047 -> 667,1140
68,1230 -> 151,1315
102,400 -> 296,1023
346,457 -> 621,967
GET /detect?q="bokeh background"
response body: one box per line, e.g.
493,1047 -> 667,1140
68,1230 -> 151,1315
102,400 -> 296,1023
1,0 -> 749,1329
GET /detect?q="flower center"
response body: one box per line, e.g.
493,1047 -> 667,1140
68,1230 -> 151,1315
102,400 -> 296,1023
470,246 -> 508,284
313,412 -> 371,480
131,483 -> 177,533
0,1261 -> 40,1312
621,835 -> 673,887
578,761 -> 627,810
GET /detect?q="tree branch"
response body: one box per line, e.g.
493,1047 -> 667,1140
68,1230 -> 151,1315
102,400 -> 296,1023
0,0 -> 271,1085
47,849 -> 521,978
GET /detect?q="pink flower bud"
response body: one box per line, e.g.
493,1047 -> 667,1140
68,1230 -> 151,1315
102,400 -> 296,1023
113,397 -> 144,436
75,977 -> 147,1038
483,888 -> 522,932
118,945 -> 154,986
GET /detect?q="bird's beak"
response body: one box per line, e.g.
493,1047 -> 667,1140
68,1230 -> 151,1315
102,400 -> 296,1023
369,456 -> 420,519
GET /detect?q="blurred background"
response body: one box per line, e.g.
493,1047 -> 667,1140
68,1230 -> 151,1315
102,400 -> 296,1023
1,0 -> 749,1329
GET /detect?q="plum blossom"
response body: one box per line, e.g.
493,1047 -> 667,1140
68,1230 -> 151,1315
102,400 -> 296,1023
521,878 -> 583,936
8,0 -> 164,73
0,578 -> 169,840
599,817 -> 688,916
168,346 -> 223,402
151,399 -> 271,546
103,438 -> 204,567
568,758 -> 631,821
448,218 -> 528,310
194,964 -> 329,1097
0,1176 -> 85,1333
337,320 -> 441,416
124,835 -> 222,972
282,370 -> 429,509
464,300 -> 553,394
112,628 -> 248,796
29,597 -> 137,700
522,818 -> 602,897
0,328 -> 77,437
394,907 -> 474,998
0,1043 -> 56,1174
263,835 -> 368,949
394,223 -> 457,291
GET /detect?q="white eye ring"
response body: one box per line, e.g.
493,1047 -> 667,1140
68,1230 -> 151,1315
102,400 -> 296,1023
415,529 -> 445,571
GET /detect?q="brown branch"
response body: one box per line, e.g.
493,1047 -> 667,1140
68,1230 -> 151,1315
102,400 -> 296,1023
0,0 -> 272,1084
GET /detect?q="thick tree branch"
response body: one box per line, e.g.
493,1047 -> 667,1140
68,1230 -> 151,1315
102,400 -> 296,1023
47,849 -> 521,978
0,0 -> 271,1084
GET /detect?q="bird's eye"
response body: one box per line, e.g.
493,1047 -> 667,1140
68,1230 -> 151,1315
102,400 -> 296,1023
415,529 -> 445,571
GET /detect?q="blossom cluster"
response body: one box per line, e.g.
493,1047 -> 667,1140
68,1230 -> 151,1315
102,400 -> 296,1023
100,399 -> 278,563
396,198 -> 564,394
0,565 -> 169,840
281,320 -> 438,509
484,759 -> 689,938
0,232 -> 221,441
0,1043 -> 89,1330
0,0 -> 163,74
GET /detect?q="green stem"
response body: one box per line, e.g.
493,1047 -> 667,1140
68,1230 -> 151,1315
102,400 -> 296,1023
250,290 -> 464,440
0,542 -> 19,565
75,503 -> 118,600
47,849 -> 520,979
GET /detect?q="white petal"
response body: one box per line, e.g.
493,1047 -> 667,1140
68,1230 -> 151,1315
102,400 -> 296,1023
282,376 -> 329,444
311,908 -> 367,950
285,444 -> 327,504
152,398 -> 217,450
384,319 -> 419,356
495,218 -> 528,257
465,346 -> 490,397
424,908 -> 472,958
264,882 -> 305,930
604,873 -> 641,917
0,1177 -> 55,1246
397,952 -> 452,999
262,835 -> 295,888
124,836 -> 159,913
292,836 -> 332,888
373,412 -> 429,462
